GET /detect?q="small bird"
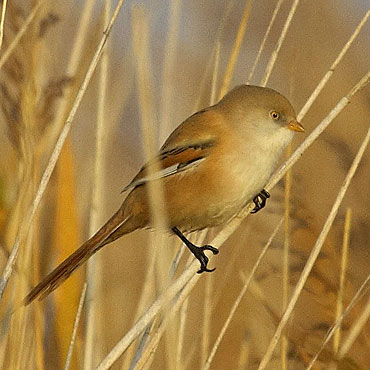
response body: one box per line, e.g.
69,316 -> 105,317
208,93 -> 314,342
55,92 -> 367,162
24,84 -> 304,305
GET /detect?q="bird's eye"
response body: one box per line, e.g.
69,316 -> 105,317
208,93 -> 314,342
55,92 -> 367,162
270,111 -> 280,120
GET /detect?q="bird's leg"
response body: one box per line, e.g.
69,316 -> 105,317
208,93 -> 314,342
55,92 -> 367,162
251,189 -> 270,214
172,227 -> 219,273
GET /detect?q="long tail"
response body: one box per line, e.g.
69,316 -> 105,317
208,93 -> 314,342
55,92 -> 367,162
24,207 -> 137,305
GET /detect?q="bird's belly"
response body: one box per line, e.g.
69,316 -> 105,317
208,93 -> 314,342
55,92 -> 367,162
180,196 -> 244,232
165,172 -> 263,232
163,148 -> 277,232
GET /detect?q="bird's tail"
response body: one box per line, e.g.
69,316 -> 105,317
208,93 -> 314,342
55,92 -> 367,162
24,207 -> 137,305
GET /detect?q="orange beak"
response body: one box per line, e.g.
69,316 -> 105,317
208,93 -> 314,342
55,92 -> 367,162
287,120 -> 305,133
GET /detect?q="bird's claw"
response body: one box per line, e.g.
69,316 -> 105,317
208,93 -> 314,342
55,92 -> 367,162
251,189 -> 270,214
172,227 -> 219,274
195,245 -> 219,274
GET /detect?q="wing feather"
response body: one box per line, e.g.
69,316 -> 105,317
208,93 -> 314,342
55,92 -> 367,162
122,109 -> 221,192
122,144 -> 212,192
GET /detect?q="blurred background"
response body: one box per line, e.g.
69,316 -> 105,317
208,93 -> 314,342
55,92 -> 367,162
0,0 -> 369,369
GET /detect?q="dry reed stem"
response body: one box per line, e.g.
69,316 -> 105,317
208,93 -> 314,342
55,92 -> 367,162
333,208 -> 352,353
0,0 -> 8,51
198,45 -> 222,367
64,283 -> 87,370
96,266 -> 196,369
281,144 -> 292,370
337,294 -> 370,360
260,0 -> 301,86
237,336 -> 250,370
159,0 -> 181,140
258,125 -> 370,370
306,273 -> 370,369
247,0 -> 284,83
84,2 -> 111,368
158,3 -> 187,365
34,295 -> 45,370
96,67 -> 370,369
0,0 -> 46,70
131,13 -> 178,367
128,236 -> 204,370
0,0 -> 127,301
202,218 -> 283,370
131,5 -> 168,240
298,9 -> 370,121
129,295 -> 184,370
176,297 -> 189,370
128,322 -> 156,370
210,42 -> 220,105
130,233 -> 214,370
47,0 -> 97,143
193,1 -> 236,109
200,273 -> 213,366
218,0 -> 253,99
210,232 -> 243,307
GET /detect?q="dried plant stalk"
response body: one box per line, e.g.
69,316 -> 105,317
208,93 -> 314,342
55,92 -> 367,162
64,284 -> 87,370
202,219 -> 283,370
333,208 -> 352,353
218,0 -> 253,99
0,0 -> 8,50
0,0 -> 127,301
247,0 -> 284,83
258,125 -> 370,370
260,0 -> 301,86
307,273 -> 370,369
84,2 -> 111,368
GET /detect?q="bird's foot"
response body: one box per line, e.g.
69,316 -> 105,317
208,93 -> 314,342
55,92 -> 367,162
251,189 -> 270,214
191,244 -> 219,273
172,227 -> 219,273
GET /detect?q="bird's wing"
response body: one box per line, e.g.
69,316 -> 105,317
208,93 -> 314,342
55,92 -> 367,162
122,109 -> 219,192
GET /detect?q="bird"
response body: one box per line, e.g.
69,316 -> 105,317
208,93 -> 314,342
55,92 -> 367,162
24,84 -> 304,305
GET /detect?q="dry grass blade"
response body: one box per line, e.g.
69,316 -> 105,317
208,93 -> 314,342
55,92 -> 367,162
218,0 -> 253,99
200,273 -> 213,366
84,2 -> 111,368
130,291 -> 193,370
260,0 -> 301,86
202,218 -> 283,370
298,9 -> 370,121
282,144 -> 292,370
210,42 -> 220,105
258,125 -> 370,370
337,287 -> 370,360
131,11 -> 175,352
0,0 -> 46,70
306,273 -> 370,369
132,6 -> 168,232
333,208 -> 352,353
0,0 -> 127,301
176,297 -> 189,370
193,1 -> 236,109
64,283 -> 87,370
159,0 -> 181,138
247,0 -> 284,83
46,0 -> 97,145
0,0 -> 8,50
96,267 -> 196,370
128,323 -> 155,370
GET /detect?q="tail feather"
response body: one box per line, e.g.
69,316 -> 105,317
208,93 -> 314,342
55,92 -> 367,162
24,208 -> 132,305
